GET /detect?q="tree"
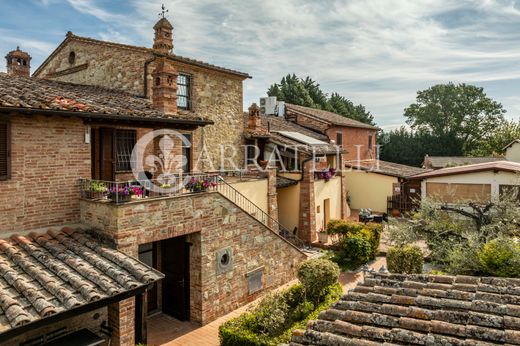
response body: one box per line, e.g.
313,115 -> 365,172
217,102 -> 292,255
470,120 -> 520,156
267,74 -> 375,125
404,83 -> 506,154
389,193 -> 520,277
379,127 -> 463,167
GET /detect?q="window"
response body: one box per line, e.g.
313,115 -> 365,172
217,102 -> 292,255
368,134 -> 373,150
336,132 -> 343,146
68,51 -> 76,65
177,74 -> 191,110
182,133 -> 192,173
0,120 -> 10,180
115,129 -> 136,171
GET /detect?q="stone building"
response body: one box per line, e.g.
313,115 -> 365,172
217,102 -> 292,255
244,104 -> 350,244
0,14 -> 306,346
33,15 -> 250,171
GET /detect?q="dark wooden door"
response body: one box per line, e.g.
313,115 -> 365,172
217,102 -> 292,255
138,243 -> 158,313
161,236 -> 190,320
100,128 -> 115,181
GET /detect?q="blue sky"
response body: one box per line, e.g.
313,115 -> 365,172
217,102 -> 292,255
1,0 -> 520,129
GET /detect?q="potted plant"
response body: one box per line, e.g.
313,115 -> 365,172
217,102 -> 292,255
87,181 -> 107,200
185,177 -> 217,193
318,230 -> 329,244
107,185 -> 143,203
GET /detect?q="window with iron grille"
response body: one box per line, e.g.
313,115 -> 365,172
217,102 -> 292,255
116,129 -> 136,171
177,74 -> 191,110
0,120 -> 10,181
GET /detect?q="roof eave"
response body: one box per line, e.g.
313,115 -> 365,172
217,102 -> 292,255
0,106 -> 214,127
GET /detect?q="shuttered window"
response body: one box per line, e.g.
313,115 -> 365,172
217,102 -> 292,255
0,120 -> 10,180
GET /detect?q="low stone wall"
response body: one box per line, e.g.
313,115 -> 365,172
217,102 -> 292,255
80,192 -> 306,324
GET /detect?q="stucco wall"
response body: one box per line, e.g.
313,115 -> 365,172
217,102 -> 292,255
345,170 -> 397,213
506,142 -> 520,163
36,39 -> 245,170
277,183 -> 300,232
79,192 -> 306,324
226,178 -> 268,213
314,176 -> 342,232
420,170 -> 520,202
0,115 -> 91,233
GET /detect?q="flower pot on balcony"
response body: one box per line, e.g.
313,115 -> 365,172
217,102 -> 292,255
111,193 -> 131,203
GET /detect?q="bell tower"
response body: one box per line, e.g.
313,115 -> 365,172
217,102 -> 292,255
153,5 -> 174,54
5,46 -> 31,77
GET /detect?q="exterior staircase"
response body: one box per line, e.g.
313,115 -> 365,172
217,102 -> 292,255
216,176 -> 307,250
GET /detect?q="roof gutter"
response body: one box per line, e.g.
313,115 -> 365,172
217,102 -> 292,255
0,107 -> 214,126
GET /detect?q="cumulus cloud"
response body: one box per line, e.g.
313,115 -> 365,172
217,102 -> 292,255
3,0 -> 520,127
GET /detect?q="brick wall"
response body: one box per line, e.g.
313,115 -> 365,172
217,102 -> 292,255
0,115 -> 90,233
326,126 -> 377,161
36,39 -> 245,170
80,192 -> 307,324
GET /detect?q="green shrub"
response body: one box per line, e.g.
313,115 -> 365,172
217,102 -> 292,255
326,220 -> 382,269
218,283 -> 342,346
387,245 -> 424,274
297,258 -> 340,305
255,292 -> 289,336
478,239 -> 520,278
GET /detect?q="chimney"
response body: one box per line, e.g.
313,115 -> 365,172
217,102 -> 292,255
153,10 -> 174,54
5,46 -> 31,77
247,103 -> 263,131
152,57 -> 178,114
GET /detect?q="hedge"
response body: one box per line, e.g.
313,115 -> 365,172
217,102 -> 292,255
219,259 -> 342,346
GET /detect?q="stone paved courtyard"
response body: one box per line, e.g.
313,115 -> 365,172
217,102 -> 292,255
147,257 -> 387,346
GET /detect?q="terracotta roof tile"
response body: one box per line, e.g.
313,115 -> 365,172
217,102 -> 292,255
0,227 -> 163,333
0,73 -> 210,124
285,103 -> 378,130
290,273 -> 520,345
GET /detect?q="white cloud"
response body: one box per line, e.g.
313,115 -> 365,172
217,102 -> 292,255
5,0 -> 520,126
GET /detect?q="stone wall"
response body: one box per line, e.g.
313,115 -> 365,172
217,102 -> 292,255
36,38 -> 245,170
0,115 -> 90,233
80,192 -> 307,324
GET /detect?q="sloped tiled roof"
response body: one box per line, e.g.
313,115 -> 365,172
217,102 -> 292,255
276,176 -> 299,188
0,73 -> 210,124
345,160 -> 430,178
244,114 -> 339,155
0,226 -> 163,334
291,272 -> 520,345
423,156 -> 502,169
33,33 -> 251,79
285,103 -> 378,130
412,160 -> 520,179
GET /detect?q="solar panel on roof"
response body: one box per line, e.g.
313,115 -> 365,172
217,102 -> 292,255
275,131 -> 329,146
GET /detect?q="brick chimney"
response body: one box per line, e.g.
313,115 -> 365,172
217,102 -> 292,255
153,17 -> 174,54
152,57 -> 178,114
5,46 -> 31,77
247,103 -> 263,132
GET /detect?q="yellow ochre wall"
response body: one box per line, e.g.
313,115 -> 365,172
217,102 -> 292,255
506,142 -> 520,163
228,179 -> 269,213
277,184 -> 301,232
345,171 -> 398,213
314,176 -> 342,232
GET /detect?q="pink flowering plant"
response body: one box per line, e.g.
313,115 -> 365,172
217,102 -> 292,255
318,168 -> 337,182
106,185 -> 143,201
185,177 -> 218,192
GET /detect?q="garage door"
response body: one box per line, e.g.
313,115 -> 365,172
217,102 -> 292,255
426,182 -> 491,203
